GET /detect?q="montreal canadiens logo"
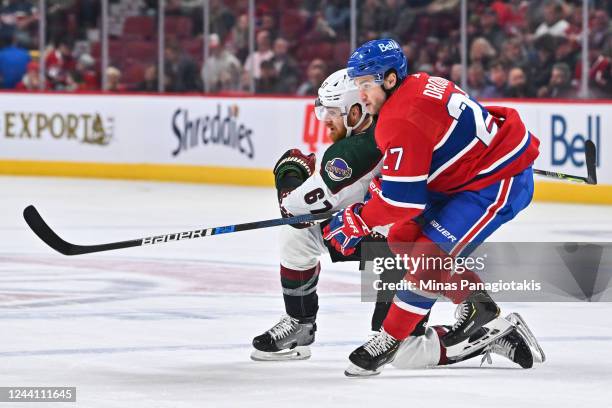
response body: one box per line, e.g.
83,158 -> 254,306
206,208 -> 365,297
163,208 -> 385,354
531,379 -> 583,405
325,158 -> 353,181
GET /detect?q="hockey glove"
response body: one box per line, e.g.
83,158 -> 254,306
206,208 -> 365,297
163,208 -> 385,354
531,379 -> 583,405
273,149 -> 316,194
322,203 -> 371,256
274,149 -> 316,229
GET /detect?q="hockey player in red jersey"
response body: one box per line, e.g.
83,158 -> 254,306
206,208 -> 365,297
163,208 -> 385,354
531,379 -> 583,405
323,39 -> 540,376
251,68 -> 545,373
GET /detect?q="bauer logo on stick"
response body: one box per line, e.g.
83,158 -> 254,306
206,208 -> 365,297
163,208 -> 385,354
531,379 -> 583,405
325,158 -> 353,181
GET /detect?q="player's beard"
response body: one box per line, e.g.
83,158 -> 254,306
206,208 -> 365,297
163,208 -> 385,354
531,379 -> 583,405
328,126 -> 347,142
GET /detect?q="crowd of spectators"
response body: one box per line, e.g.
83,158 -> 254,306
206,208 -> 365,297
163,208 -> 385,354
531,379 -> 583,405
0,0 -> 610,98
405,0 -> 612,98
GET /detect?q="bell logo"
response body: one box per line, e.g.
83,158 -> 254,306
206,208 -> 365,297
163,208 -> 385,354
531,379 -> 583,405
551,114 -> 601,167
377,41 -> 398,52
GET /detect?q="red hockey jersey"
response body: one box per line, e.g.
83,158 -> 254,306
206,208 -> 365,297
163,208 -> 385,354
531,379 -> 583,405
360,73 -> 540,227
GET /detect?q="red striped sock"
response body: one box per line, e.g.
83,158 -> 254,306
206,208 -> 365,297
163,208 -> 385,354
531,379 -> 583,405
382,303 -> 427,340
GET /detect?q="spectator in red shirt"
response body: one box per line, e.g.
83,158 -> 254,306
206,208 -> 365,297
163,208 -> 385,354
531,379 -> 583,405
15,60 -> 48,90
588,50 -> 612,98
45,39 -> 76,89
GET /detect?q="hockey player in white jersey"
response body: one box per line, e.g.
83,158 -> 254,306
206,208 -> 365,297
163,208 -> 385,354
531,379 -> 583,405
250,69 -> 545,372
251,68 -> 385,361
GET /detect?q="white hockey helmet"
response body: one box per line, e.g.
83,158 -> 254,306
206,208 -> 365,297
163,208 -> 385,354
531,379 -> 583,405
314,68 -> 368,137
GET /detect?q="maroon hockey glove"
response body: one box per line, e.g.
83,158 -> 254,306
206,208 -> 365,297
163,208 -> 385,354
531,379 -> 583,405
273,149 -> 316,193
274,149 -> 317,228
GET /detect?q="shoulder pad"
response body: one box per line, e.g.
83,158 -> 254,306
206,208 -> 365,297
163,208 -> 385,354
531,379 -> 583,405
320,125 -> 382,194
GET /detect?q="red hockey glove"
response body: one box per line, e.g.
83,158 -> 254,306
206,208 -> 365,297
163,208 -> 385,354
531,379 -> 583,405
322,203 -> 371,256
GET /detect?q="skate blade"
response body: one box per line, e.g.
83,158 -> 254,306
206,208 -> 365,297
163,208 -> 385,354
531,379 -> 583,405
250,346 -> 312,362
445,317 -> 514,360
505,312 -> 546,363
344,363 -> 382,378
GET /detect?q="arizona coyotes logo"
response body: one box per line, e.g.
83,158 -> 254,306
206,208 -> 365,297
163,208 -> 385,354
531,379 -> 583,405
325,158 -> 353,181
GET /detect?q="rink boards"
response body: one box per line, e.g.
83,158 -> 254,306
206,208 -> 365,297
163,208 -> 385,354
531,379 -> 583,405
0,92 -> 610,204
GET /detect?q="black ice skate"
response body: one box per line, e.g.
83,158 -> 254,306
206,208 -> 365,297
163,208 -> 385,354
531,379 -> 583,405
345,329 -> 401,377
251,315 -> 316,361
481,327 -> 533,368
481,312 -> 546,368
441,290 -> 501,349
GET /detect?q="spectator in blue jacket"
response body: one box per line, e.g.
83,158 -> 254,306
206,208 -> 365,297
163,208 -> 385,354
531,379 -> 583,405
0,35 -> 30,88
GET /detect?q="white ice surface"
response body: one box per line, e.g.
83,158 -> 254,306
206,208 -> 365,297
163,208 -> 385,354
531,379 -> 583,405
1,176 -> 612,408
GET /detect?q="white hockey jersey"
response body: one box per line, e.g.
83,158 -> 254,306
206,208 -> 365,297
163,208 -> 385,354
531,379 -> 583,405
281,123 -> 384,220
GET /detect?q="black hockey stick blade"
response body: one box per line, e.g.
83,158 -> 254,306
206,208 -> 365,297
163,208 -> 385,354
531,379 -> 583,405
533,140 -> 598,185
585,139 -> 597,185
23,205 -> 335,256
23,205 -> 142,255
23,205 -> 80,255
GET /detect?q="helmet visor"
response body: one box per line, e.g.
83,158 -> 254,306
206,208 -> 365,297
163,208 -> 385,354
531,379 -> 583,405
314,104 -> 344,121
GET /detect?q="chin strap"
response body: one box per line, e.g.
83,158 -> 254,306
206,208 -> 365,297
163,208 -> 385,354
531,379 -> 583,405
343,106 -> 368,137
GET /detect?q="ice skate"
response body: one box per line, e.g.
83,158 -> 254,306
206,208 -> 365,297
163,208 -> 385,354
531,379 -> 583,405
481,312 -> 546,368
345,329 -> 401,377
441,290 -> 501,348
251,315 -> 316,361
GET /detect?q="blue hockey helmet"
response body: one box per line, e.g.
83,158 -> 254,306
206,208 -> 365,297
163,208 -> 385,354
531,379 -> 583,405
347,38 -> 408,82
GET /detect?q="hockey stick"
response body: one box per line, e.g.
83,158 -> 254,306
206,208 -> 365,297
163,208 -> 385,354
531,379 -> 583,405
533,139 -> 597,185
24,141 -> 597,256
23,205 -> 334,256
